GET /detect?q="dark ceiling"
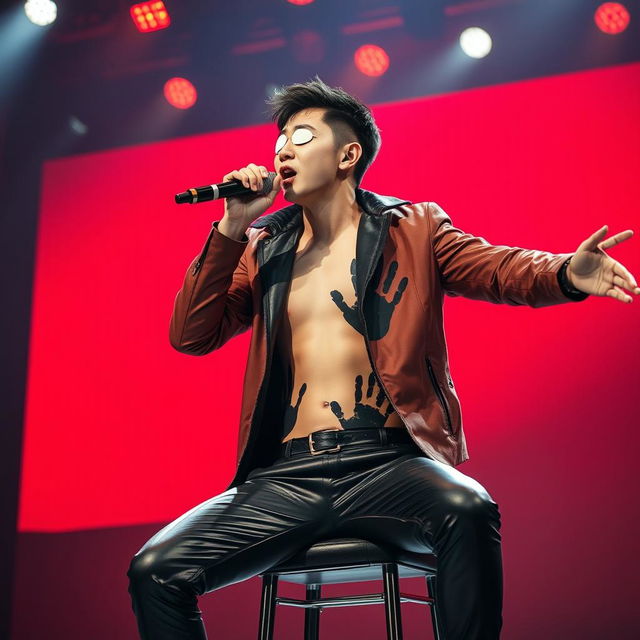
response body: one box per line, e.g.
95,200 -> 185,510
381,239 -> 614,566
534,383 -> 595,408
1,0 -> 638,161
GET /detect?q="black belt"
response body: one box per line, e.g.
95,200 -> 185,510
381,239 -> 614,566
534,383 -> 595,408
281,426 -> 416,457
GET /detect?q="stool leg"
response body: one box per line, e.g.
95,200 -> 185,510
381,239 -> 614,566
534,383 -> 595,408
426,574 -> 443,640
304,583 -> 321,640
382,562 -> 403,640
258,574 -> 279,640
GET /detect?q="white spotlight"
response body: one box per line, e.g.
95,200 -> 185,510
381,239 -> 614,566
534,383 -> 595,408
24,0 -> 57,27
69,116 -> 88,136
459,27 -> 492,59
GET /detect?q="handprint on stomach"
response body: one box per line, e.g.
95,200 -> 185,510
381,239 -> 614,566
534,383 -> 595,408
282,382 -> 307,440
330,258 -> 408,340
329,372 -> 395,428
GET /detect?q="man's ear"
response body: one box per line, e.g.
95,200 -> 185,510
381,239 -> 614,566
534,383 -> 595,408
339,142 -> 362,169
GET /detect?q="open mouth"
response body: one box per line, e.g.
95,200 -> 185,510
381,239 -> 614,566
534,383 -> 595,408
281,168 -> 297,186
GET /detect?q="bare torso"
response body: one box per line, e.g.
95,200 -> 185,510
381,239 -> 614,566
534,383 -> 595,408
277,215 -> 405,443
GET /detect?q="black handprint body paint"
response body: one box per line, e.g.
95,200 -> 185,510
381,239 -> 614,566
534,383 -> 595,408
330,257 -> 408,340
329,371 -> 395,429
281,382 -> 307,441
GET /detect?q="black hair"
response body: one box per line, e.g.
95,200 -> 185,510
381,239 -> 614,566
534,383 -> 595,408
266,75 -> 381,187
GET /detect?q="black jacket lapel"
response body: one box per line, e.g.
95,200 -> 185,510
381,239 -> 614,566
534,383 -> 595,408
255,206 -> 304,351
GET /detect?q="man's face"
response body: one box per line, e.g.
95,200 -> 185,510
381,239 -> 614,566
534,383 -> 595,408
274,107 -> 345,202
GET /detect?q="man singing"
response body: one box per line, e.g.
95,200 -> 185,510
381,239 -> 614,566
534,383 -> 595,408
127,76 -> 638,639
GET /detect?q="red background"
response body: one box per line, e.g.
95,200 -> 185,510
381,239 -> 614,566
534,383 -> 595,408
16,61 -> 640,637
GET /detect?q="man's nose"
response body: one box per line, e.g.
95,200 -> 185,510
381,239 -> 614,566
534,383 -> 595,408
278,141 -> 295,161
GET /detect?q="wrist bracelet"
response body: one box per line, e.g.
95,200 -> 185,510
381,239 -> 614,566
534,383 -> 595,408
557,257 -> 589,300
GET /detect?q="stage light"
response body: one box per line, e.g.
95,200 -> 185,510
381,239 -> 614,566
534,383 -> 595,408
164,77 -> 197,109
594,2 -> 630,34
354,44 -> 390,77
459,27 -> 492,59
287,0 -> 315,5
130,1 -> 170,33
69,115 -> 88,136
24,0 -> 57,26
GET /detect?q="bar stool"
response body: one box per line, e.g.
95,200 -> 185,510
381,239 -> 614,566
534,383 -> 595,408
257,536 -> 443,640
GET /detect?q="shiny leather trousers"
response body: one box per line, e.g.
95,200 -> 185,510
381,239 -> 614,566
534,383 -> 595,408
127,434 -> 503,639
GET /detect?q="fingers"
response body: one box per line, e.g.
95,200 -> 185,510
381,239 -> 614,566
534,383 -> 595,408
367,371 -> 376,398
354,374 -> 363,403
222,169 -> 253,188
296,382 -> 307,409
223,164 -> 271,191
392,277 -> 409,306
609,285 -> 634,304
587,224 -> 634,251
584,225 -> 608,252
330,400 -> 344,421
376,387 -> 387,407
247,163 -> 267,191
271,172 -> 282,193
329,289 -> 349,314
381,261 -> 397,293
598,228 -> 634,250
613,263 -> 640,295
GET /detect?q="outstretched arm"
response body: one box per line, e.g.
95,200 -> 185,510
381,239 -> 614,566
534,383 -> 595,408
427,201 -> 625,308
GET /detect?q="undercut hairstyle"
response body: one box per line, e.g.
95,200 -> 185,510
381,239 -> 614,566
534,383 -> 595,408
266,75 -> 381,187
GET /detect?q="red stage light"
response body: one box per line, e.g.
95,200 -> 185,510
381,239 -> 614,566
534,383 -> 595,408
354,44 -> 390,77
164,77 -> 197,109
594,2 -> 630,34
130,1 -> 171,33
287,0 -> 315,5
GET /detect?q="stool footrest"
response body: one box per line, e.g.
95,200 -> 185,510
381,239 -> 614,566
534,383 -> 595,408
275,592 -> 434,609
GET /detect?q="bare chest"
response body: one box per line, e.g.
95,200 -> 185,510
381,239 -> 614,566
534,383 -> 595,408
287,241 -> 357,327
275,230 -> 405,439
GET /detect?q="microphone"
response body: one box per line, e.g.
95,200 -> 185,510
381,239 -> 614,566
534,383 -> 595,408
175,171 -> 277,204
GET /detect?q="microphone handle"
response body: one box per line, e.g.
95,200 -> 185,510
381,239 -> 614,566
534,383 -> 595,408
175,172 -> 277,204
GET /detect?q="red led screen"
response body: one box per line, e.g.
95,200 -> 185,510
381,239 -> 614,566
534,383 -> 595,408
20,62 -> 639,532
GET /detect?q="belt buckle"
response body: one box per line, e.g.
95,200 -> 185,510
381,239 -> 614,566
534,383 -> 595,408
308,428 -> 342,455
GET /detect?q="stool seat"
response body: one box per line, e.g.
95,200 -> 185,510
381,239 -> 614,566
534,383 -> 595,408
257,537 -> 442,640
266,536 -> 437,584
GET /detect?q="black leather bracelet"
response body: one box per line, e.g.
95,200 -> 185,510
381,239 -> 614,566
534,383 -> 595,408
557,257 -> 589,301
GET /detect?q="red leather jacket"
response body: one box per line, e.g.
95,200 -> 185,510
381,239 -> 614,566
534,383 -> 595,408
170,188 -> 588,490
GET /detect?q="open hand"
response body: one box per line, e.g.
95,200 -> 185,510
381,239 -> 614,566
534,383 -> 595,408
567,225 -> 639,303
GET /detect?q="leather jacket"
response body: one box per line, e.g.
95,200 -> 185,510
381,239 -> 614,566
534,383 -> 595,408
169,188 -> 588,491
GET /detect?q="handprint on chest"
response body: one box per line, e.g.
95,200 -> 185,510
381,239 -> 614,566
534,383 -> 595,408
329,257 -> 408,340
280,255 -> 409,440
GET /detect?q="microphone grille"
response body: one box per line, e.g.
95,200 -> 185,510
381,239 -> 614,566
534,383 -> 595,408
259,171 -> 277,195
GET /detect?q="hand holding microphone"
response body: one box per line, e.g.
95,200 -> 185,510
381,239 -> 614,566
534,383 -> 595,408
175,163 -> 283,240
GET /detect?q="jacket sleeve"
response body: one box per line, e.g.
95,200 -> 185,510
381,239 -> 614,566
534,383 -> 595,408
428,201 -> 589,307
169,220 -> 254,355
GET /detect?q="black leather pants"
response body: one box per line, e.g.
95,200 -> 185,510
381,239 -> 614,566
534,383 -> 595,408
127,430 -> 502,639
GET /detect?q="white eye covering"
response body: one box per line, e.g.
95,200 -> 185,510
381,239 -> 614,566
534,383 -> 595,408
275,127 -> 314,154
